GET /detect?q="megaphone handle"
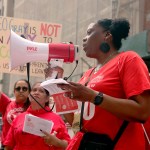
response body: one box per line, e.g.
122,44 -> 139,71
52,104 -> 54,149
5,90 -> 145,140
44,63 -> 58,80
45,59 -> 64,80
46,70 -> 58,80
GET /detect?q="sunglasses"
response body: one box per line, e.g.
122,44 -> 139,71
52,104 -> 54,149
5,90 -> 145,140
15,86 -> 28,92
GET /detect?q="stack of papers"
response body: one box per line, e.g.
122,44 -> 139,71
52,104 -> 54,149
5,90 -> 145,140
41,79 -> 79,114
40,78 -> 69,95
23,114 -> 54,136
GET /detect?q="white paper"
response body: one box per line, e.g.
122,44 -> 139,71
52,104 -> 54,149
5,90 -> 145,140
23,114 -> 54,136
40,78 -> 69,95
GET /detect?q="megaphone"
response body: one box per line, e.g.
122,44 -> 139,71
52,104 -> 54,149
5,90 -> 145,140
10,30 -> 79,70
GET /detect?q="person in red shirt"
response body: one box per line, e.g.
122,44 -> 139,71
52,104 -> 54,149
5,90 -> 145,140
4,82 -> 70,150
143,74 -> 150,150
55,18 -> 150,150
143,118 -> 150,150
0,79 -> 31,147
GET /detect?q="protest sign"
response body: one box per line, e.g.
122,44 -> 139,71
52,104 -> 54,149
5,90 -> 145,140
0,16 -> 62,77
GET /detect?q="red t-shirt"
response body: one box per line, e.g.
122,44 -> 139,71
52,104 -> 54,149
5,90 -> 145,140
0,93 -> 25,144
144,117 -> 150,150
143,74 -> 150,150
79,51 -> 150,150
4,106 -> 71,150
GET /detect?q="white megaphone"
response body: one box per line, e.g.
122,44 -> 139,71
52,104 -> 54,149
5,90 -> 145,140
9,30 -> 79,71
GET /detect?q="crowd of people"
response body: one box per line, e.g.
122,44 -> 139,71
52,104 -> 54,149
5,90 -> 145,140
0,17 -> 150,150
4,82 -> 70,150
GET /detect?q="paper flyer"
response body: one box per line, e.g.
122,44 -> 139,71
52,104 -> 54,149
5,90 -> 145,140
40,78 -> 69,95
52,93 -> 79,114
23,114 -> 54,136
41,78 -> 79,114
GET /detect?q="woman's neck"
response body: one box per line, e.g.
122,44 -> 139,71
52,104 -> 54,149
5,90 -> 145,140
97,50 -> 118,65
30,104 -> 45,111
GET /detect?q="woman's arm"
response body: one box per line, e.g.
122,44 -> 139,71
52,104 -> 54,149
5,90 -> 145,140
97,90 -> 150,122
63,113 -> 74,125
0,92 -> 11,114
58,82 -> 150,123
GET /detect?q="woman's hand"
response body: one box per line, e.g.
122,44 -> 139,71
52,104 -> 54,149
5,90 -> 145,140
58,82 -> 98,102
42,130 -> 58,146
41,130 -> 68,148
44,65 -> 64,79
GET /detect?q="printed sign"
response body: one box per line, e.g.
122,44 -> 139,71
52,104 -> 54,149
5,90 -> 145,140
0,16 -> 62,77
52,93 -> 78,114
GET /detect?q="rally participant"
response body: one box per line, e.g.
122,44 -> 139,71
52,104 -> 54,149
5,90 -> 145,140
0,79 -> 31,147
58,18 -> 150,150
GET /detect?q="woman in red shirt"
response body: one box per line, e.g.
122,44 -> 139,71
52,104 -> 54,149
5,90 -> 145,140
0,79 -> 31,147
4,82 -> 70,150
57,18 -> 150,150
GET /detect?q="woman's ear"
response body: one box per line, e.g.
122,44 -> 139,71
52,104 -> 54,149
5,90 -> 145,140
99,32 -> 111,53
105,33 -> 112,42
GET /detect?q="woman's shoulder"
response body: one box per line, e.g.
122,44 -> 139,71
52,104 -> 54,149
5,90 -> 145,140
47,112 -> 65,123
7,100 -> 18,108
118,50 -> 143,63
49,111 -> 62,119
120,50 -> 141,58
11,111 -> 26,126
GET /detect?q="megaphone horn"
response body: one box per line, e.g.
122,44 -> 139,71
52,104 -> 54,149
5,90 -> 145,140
9,30 -> 79,71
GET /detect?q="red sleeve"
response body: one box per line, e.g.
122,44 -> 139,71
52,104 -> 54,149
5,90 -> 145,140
0,93 -> 11,114
3,122 -> 15,148
55,119 -> 71,144
119,52 -> 150,98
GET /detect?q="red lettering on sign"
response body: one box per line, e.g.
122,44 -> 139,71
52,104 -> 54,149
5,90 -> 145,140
40,23 -> 61,37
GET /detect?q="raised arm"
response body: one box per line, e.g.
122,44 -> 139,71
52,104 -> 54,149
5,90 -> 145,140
0,91 -> 11,114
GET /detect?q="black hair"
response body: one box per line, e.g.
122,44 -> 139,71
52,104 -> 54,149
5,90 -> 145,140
97,18 -> 130,50
14,79 -> 31,110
